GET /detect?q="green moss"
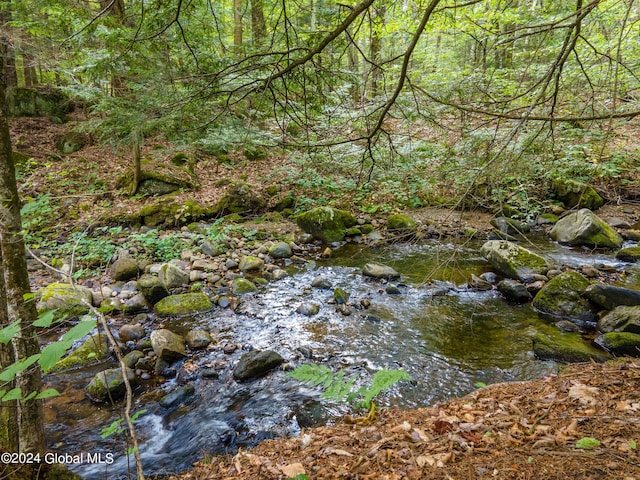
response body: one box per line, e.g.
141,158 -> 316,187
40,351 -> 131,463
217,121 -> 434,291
552,179 -> 604,210
598,332 -> 640,356
480,240 -> 550,282
532,271 -> 594,322
533,329 -> 610,363
296,206 -> 357,243
37,282 -> 94,320
154,292 -> 213,316
616,246 -> 640,263
49,334 -> 109,373
232,278 -> 258,295
387,213 -> 417,232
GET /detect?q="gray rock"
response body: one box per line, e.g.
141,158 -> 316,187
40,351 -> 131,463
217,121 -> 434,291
297,303 -> 320,316
85,367 -> 136,403
469,274 -> 493,291
271,269 -> 289,281
311,276 -> 333,289
598,306 -> 640,334
158,263 -> 190,289
594,332 -> 640,356
123,350 -> 145,368
122,293 -> 148,314
490,217 -> 530,235
334,287 -> 350,305
150,329 -> 187,361
362,263 -> 400,280
296,207 -> 357,243
584,284 -> 640,310
119,324 -> 145,342
137,274 -> 170,305
110,251 -> 139,281
497,279 -> 532,303
480,240 -> 550,282
159,384 -> 195,408
200,239 -> 220,257
269,241 -> 293,259
185,329 -> 212,348
239,256 -> 264,272
233,350 -> 284,381
550,209 -> 622,249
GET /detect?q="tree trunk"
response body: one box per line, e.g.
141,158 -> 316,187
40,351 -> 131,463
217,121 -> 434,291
369,6 -> 385,98
0,49 -> 44,455
234,0 -> 243,54
250,0 -> 265,47
22,53 -> 38,86
0,4 -> 18,88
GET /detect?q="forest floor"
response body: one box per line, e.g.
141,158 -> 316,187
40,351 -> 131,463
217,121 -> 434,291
9,116 -> 640,480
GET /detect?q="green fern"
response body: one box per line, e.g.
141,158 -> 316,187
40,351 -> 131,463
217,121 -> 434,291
287,363 -> 411,409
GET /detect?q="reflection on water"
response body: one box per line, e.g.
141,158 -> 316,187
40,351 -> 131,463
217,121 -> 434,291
48,237 -> 631,479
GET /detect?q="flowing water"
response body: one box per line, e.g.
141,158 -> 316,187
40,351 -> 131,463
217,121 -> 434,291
44,237 -> 633,479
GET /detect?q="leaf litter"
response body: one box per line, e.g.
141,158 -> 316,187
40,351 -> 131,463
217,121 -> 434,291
172,359 -> 640,480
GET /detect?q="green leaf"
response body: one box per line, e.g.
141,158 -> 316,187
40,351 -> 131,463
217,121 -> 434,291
474,382 -> 487,388
35,388 -> 61,399
0,321 -> 20,345
360,369 -> 411,407
576,437 -> 601,449
100,418 -> 124,439
2,387 -> 23,401
33,309 -> 58,328
628,440 -> 637,450
129,409 -> 147,423
61,319 -> 97,343
0,354 -> 41,382
39,341 -> 73,373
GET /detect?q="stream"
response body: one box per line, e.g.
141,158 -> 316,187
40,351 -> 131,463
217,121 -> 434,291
44,236 -> 638,479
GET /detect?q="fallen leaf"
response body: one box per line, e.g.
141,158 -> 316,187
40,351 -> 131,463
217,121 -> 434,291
434,420 -> 455,434
280,463 -> 306,477
568,382 -> 600,406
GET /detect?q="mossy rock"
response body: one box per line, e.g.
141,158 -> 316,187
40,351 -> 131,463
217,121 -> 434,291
274,195 -> 296,212
213,182 -> 267,216
552,179 -> 604,210
244,145 -> 267,161
387,213 -> 417,232
532,330 -> 610,363
37,282 -> 94,320
154,292 -> 213,316
137,274 -> 170,305
616,246 -> 640,263
296,206 -> 357,243
55,132 -> 85,154
84,367 -> 137,403
595,332 -> 640,356
550,209 -> 622,249
532,271 -> 596,324
480,240 -> 550,282
5,86 -> 73,117
232,278 -> 258,295
49,334 -> 109,373
135,199 -> 213,227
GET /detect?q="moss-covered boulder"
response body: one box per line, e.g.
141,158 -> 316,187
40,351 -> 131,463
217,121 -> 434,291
532,330 -> 610,363
598,306 -> 640,334
239,256 -> 264,272
296,207 -> 357,243
480,240 -> 550,282
132,199 -> 212,227
212,182 -> 267,216
550,209 -> 622,249
616,246 -> 640,263
387,213 -> 417,233
37,282 -> 94,320
49,334 -> 109,373
154,292 -> 213,316
594,332 -> 640,356
269,241 -> 293,259
6,86 -> 73,117
552,179 -> 604,210
232,278 -> 258,295
532,271 -> 596,324
84,367 -> 137,403
55,132 -> 85,154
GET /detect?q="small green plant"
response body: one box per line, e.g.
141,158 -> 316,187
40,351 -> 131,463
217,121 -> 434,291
628,440 -> 637,450
576,437 -> 601,449
100,409 -> 148,439
287,363 -> 411,410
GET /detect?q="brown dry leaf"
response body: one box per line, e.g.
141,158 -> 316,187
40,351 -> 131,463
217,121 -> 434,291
568,382 -> 600,406
324,447 -> 354,457
433,420 -> 455,434
280,463 -> 306,477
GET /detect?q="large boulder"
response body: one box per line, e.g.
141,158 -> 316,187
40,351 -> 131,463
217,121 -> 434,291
37,283 -> 94,320
550,209 -> 622,249
233,350 -> 284,381
552,179 -> 604,211
110,251 -> 139,281
583,284 -> 640,311
386,214 -> 417,234
6,86 -> 73,117
616,246 -> 640,263
154,293 -> 213,316
296,207 -> 357,243
598,306 -> 640,334
85,367 -> 137,403
532,271 -> 596,324
480,240 -> 550,282
150,329 -> 187,361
